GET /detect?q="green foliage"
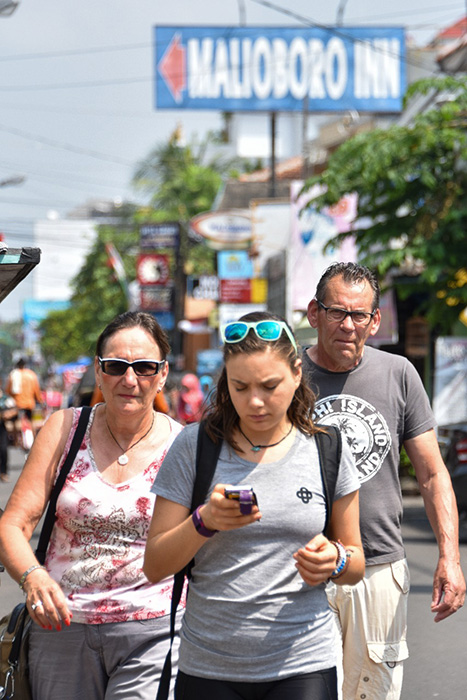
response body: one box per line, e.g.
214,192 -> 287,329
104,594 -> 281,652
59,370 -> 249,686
133,130 -> 235,221
39,132 -> 232,364
39,218 -> 138,364
302,76 -> 467,333
0,320 -> 23,378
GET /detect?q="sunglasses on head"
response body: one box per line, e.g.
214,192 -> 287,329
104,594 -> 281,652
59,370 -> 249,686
221,320 -> 298,354
98,357 -> 166,377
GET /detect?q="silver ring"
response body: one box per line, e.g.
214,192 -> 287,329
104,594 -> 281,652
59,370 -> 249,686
31,601 -> 43,612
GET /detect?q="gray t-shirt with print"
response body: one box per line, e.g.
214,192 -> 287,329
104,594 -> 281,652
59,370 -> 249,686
302,345 -> 435,565
152,423 -> 359,682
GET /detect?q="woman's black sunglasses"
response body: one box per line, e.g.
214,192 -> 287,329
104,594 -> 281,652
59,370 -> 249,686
98,357 -> 166,377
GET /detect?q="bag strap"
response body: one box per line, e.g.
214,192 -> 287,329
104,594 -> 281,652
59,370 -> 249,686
315,425 -> 342,535
7,407 -> 92,670
157,421 -> 223,700
35,406 -> 92,565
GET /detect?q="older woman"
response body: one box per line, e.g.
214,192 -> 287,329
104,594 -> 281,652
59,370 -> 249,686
144,311 -> 364,700
0,311 -> 183,700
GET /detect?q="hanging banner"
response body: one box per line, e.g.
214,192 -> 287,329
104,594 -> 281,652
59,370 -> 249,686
289,181 -> 357,311
155,25 -> 406,113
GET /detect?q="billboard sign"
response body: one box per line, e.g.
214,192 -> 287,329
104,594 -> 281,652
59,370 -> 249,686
155,25 -> 406,113
189,210 -> 252,250
136,254 -> 171,286
219,278 -> 267,304
139,286 -> 174,312
217,250 -> 254,279
140,222 -> 180,249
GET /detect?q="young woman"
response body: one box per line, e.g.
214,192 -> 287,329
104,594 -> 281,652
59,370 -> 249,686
144,311 -> 364,700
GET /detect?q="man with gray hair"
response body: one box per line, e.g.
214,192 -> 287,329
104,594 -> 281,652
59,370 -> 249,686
303,262 -> 465,700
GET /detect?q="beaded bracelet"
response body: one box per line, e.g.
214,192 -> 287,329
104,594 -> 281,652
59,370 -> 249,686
19,564 -> 46,590
329,541 -> 347,579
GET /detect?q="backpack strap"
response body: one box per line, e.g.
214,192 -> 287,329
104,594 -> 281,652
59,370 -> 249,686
315,425 -> 342,536
157,421 -> 223,700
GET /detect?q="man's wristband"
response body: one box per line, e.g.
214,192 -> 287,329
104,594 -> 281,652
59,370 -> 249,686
192,506 -> 218,538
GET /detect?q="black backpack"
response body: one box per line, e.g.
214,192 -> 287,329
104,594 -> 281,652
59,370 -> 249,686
156,421 -> 341,700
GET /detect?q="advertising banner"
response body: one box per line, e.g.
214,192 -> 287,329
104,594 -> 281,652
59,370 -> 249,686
289,181 -> 357,312
217,250 -> 254,279
433,337 -> 467,427
186,276 -> 220,301
140,222 -> 180,249
139,285 -> 174,312
136,254 -> 171,286
190,210 -> 252,250
155,25 -> 405,113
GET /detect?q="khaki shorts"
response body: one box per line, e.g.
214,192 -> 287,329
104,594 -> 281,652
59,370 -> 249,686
327,559 -> 410,700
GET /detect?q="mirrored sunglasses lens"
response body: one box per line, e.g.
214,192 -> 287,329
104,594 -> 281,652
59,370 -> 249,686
224,323 -> 248,342
255,321 -> 281,340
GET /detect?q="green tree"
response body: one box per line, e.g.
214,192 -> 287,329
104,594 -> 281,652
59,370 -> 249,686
40,211 -> 138,364
39,131 -> 248,363
133,129 -> 254,276
302,76 -> 467,333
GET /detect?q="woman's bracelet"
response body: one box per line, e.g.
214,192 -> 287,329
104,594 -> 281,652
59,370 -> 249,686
192,506 -> 218,538
19,564 -> 46,590
329,541 -> 352,580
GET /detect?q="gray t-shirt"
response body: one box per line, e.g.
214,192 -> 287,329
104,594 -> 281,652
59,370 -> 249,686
152,423 -> 359,682
303,345 -> 435,565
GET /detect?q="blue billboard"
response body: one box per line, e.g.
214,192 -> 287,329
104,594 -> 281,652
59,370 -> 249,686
154,25 -> 406,113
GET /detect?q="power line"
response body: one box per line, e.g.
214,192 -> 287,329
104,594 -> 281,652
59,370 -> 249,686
248,0 -> 444,73
0,41 -> 151,63
0,75 -> 151,93
348,4 -> 464,21
0,122 -> 134,166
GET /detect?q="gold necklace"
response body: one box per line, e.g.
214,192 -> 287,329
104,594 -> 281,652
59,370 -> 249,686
106,412 -> 155,465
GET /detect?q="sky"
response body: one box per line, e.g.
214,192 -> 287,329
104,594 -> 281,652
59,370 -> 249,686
0,0 -> 464,320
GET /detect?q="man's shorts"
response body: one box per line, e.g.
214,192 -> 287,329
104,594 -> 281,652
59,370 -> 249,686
327,558 -> 410,700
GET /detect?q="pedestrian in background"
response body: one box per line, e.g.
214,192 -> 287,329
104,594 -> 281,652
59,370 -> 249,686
0,384 -> 17,482
303,262 -> 465,700
6,357 -> 42,422
176,373 -> 204,424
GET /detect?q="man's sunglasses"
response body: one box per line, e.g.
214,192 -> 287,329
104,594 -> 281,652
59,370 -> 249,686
221,320 -> 298,354
98,357 -> 166,377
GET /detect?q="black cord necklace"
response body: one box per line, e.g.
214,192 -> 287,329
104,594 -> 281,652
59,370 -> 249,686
106,411 -> 155,465
238,423 -> 294,452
